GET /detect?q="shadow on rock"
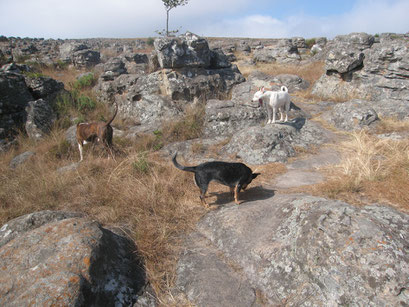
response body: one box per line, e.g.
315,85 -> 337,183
210,185 -> 275,206
280,117 -> 306,130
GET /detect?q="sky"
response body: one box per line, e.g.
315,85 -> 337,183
0,0 -> 408,39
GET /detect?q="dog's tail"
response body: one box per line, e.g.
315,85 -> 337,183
172,152 -> 196,173
281,86 -> 288,92
290,101 -> 301,111
105,102 -> 118,126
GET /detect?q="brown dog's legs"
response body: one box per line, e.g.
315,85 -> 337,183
234,185 -> 240,205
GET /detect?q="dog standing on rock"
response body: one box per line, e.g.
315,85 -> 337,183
252,86 -> 291,124
172,152 -> 260,207
76,102 -> 118,161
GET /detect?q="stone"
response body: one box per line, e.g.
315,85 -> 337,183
154,32 -> 211,69
9,151 -> 36,169
25,99 -> 56,140
0,211 -> 148,306
177,194 -> 409,306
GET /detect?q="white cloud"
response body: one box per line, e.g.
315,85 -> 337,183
0,0 -> 407,39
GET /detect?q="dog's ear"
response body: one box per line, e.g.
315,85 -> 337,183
252,172 -> 260,179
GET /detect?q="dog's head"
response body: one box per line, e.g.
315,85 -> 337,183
251,87 -> 266,107
241,172 -> 261,190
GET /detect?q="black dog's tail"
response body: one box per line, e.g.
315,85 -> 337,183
290,101 -> 301,111
172,152 -> 196,173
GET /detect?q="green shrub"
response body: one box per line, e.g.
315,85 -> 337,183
132,154 -> 151,174
305,38 -> 316,49
72,73 -> 97,90
77,95 -> 97,113
147,37 -> 155,46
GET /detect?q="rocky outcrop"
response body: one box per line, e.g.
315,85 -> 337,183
59,42 -> 100,67
222,119 -> 331,164
0,211 -> 149,306
176,194 -> 409,306
312,32 -> 409,116
253,39 -> 301,64
154,32 -> 211,69
0,64 -> 64,143
0,70 -> 33,139
25,98 -> 57,139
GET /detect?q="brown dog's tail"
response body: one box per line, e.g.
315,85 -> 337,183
105,102 -> 118,126
172,152 -> 196,173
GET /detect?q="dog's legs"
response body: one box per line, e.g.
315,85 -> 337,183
266,106 -> 272,124
199,189 -> 209,208
272,107 -> 277,123
234,184 -> 241,205
279,107 -> 284,122
78,142 -> 84,162
229,186 -> 234,198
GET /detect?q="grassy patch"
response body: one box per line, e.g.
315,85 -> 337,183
311,131 -> 409,211
0,133 -> 205,303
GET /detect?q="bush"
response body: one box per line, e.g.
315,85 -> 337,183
305,38 -> 316,49
147,37 -> 155,46
72,73 -> 97,90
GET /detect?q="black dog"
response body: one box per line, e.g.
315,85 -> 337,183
172,152 -> 260,207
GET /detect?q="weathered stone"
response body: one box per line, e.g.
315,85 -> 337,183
0,211 -> 147,306
0,71 -> 33,138
154,32 -> 211,69
72,49 -> 100,68
9,151 -> 36,169
25,99 -> 56,139
312,32 -> 409,110
177,194 -> 409,306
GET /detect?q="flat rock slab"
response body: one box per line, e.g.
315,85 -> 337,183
176,194 -> 409,306
273,170 -> 324,189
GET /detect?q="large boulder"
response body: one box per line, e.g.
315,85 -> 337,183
154,32 -> 211,69
253,39 -> 301,64
25,99 -> 56,140
0,211 -> 149,306
0,71 -> 33,138
222,120 -> 332,164
312,32 -> 409,109
177,194 -> 409,306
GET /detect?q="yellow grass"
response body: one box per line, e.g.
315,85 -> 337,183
311,130 -> 409,211
0,131 -> 206,304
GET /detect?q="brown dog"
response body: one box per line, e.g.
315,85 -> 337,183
76,102 -> 118,161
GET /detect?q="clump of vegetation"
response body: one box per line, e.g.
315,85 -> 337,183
161,104 -> 205,142
305,38 -> 316,49
71,73 -> 97,90
147,37 -> 155,46
312,130 -> 409,210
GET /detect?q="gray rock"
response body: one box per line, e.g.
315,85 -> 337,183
154,32 -> 211,69
0,71 -> 33,138
177,194 -> 409,306
0,211 -> 148,306
72,49 -> 100,68
9,151 -> 35,169
324,99 -> 379,131
312,32 -> 409,110
204,99 -> 264,137
25,98 -> 56,140
24,75 -> 65,101
253,39 -> 301,64
59,42 -> 88,63
222,119 -> 332,164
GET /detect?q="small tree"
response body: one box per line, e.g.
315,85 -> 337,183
161,0 -> 189,37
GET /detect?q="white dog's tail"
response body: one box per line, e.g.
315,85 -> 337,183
281,86 -> 288,92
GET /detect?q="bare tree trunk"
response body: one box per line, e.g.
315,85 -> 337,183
166,9 -> 170,36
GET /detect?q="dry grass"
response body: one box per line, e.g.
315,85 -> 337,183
311,130 -> 409,211
234,52 -> 325,86
375,117 -> 409,134
0,131 -> 206,304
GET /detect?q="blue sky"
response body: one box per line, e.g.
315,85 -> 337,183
0,0 -> 408,39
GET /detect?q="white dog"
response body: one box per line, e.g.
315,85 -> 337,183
252,86 -> 291,124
